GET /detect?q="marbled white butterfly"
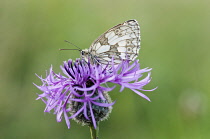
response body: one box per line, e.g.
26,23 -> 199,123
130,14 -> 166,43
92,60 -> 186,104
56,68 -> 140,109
81,19 -> 141,65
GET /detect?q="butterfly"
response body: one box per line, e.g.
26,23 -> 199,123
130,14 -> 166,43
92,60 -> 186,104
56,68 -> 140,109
81,19 -> 141,65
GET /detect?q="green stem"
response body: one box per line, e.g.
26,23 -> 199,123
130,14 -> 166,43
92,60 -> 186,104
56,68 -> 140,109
89,122 -> 99,139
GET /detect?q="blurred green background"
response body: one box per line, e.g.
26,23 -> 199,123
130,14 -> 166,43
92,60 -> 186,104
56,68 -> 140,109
1,0 -> 210,138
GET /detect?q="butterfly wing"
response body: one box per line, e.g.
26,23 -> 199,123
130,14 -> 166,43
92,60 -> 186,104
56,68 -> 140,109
89,19 -> 140,65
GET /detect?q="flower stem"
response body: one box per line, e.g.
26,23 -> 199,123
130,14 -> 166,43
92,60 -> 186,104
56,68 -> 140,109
89,123 -> 99,139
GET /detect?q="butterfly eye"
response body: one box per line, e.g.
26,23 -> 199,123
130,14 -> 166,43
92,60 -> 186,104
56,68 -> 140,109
81,51 -> 85,55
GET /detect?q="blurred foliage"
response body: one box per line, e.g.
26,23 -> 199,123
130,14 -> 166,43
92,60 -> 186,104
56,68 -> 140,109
0,0 -> 210,138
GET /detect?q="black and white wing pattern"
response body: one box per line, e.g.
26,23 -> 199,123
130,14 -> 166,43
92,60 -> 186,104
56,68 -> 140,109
81,20 -> 140,65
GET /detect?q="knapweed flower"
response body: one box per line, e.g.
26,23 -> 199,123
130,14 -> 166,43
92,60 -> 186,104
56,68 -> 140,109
34,58 -> 154,129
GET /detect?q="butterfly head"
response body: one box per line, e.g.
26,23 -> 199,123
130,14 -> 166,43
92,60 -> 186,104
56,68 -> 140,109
80,49 -> 90,62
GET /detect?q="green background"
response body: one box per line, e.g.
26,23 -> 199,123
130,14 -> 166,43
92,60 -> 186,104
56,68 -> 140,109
1,0 -> 210,138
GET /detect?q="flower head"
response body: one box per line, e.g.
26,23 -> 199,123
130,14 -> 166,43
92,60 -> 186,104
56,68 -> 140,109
34,58 -> 154,129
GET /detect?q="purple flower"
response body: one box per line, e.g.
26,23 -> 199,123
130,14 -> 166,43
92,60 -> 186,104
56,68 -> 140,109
34,58 -> 154,129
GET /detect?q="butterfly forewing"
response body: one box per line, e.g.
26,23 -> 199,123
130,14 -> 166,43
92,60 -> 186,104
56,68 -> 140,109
83,20 -> 140,65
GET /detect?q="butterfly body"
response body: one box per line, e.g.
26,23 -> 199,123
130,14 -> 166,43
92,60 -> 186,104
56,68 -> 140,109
81,19 -> 141,65
81,49 -> 102,65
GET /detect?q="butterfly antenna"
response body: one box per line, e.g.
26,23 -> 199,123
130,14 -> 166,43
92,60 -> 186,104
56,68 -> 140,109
59,48 -> 80,51
64,40 -> 82,51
